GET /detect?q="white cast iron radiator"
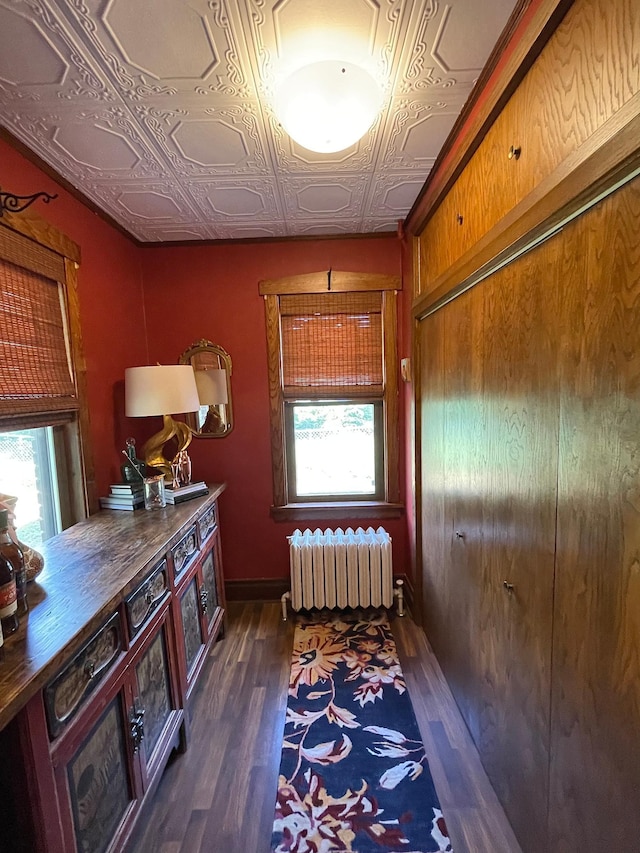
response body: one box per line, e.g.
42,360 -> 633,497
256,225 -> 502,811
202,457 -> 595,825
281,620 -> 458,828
281,527 -> 404,620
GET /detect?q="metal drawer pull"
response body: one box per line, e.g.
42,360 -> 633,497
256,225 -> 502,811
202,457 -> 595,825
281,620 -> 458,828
84,660 -> 96,679
503,580 -> 515,593
455,531 -> 464,539
508,144 -> 521,160
200,588 -> 209,614
130,706 -> 145,753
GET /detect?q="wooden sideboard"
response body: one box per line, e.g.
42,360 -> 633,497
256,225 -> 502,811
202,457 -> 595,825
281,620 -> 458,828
0,484 -> 226,853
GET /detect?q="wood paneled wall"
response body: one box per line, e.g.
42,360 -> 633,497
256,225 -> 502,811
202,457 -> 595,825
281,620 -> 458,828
417,0 -> 640,297
417,170 -> 640,853
418,240 -> 560,852
550,177 -> 640,852
412,0 -> 640,850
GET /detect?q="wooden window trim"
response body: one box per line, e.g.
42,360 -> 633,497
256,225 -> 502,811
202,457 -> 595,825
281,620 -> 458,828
259,270 -> 399,296
270,502 -> 405,522
261,271 -> 402,519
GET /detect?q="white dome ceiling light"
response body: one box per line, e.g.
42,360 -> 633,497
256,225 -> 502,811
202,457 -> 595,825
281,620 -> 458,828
274,60 -> 383,154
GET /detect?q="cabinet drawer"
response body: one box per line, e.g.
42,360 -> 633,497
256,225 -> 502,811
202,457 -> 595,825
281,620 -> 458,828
125,560 -> 169,639
45,612 -> 123,739
198,503 -> 217,545
171,524 -> 199,579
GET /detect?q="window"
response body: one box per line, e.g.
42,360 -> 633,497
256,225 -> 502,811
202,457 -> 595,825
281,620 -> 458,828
0,217 -> 91,530
260,270 -> 401,519
0,428 -> 62,548
286,401 -> 383,500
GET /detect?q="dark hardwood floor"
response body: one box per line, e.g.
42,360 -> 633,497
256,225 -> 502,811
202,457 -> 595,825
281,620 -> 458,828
127,602 -> 522,853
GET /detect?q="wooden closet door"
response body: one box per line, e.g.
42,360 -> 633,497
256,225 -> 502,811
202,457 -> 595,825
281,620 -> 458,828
479,247 -> 559,853
419,285 -> 486,746
419,238 -> 559,853
419,307 -> 447,653
442,285 -> 486,743
551,177 -> 640,852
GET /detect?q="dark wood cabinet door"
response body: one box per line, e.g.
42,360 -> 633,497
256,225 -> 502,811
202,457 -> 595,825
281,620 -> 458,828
180,576 -> 205,681
64,694 -> 135,853
200,546 -> 221,637
551,176 -> 640,853
135,624 -> 173,767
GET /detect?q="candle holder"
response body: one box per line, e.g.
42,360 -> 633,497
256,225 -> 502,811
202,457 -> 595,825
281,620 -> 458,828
143,475 -> 166,510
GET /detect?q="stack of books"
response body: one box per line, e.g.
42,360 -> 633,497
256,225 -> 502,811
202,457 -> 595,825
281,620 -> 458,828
165,481 -> 209,504
99,482 -> 145,511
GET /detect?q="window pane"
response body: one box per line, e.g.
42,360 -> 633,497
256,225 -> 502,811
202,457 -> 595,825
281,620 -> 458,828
0,427 -> 61,548
292,404 -> 377,497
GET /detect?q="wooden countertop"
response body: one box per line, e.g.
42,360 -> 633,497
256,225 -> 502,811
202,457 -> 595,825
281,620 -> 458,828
0,484 -> 225,731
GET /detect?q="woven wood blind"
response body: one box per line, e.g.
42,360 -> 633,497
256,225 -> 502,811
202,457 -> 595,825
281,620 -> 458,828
280,292 -> 383,398
0,257 -> 77,418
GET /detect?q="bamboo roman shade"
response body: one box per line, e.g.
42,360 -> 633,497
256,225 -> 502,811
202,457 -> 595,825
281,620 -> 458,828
0,257 -> 77,419
280,292 -> 383,398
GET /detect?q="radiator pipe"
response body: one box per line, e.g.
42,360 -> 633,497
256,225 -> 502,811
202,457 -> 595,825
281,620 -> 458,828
281,590 -> 291,621
394,578 -> 405,617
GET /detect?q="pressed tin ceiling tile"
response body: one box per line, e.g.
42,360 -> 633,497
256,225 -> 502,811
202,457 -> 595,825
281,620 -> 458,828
0,0 -> 518,242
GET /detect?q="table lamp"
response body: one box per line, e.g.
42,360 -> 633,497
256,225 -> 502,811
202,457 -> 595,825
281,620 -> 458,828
125,365 -> 200,481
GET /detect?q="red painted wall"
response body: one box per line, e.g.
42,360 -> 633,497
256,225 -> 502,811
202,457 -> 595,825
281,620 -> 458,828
1,137 -> 412,585
140,240 -> 407,582
0,138 -> 147,497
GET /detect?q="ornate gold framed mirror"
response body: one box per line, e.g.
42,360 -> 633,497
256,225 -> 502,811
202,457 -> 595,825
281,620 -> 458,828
178,339 -> 233,438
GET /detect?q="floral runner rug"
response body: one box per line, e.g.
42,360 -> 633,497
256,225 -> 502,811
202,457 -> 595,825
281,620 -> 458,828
271,610 -> 453,853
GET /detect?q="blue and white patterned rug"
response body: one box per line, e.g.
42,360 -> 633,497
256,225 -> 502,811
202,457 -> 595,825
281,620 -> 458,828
271,610 -> 453,852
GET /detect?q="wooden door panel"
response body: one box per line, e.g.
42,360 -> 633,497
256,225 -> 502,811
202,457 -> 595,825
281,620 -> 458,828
479,245 -> 559,853
551,176 -> 640,853
57,685 -> 138,853
419,309 -> 447,654
518,0 -> 640,199
441,285 -> 486,744
180,577 -> 205,679
419,195 -> 456,289
135,626 -> 173,766
419,289 -> 485,739
201,547 -> 220,634
419,245 -> 556,853
475,94 -> 523,230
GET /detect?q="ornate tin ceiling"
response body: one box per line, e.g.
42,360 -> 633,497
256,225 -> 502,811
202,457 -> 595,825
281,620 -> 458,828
0,0 -> 517,243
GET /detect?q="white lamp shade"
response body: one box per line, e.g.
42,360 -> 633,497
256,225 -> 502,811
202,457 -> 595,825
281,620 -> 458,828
125,365 -> 200,417
274,60 -> 382,153
194,368 -> 228,405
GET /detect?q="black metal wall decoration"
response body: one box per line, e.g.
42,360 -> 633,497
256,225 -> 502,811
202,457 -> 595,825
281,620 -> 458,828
0,186 -> 57,217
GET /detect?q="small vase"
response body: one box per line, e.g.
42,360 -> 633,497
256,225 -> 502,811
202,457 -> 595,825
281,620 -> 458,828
20,542 -> 45,583
0,492 -> 45,582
